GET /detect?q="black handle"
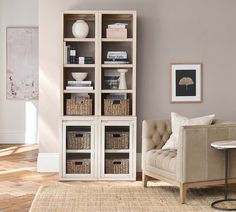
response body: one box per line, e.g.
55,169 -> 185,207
112,100 -> 121,104
113,161 -> 122,165
75,133 -> 83,138
113,134 -> 121,138
75,161 -> 83,165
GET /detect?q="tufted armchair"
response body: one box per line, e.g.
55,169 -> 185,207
142,119 -> 236,203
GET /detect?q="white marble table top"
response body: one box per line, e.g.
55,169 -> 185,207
211,140 -> 236,150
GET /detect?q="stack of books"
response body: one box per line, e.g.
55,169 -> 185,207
103,70 -> 120,89
77,57 -> 94,64
66,81 -> 93,90
104,51 -> 129,64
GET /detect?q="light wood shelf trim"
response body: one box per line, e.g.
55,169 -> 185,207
66,149 -> 91,153
64,89 -> 95,93
105,149 -> 130,153
64,10 -> 97,15
102,38 -> 133,42
101,64 -> 133,68
64,38 -> 95,42
64,64 -> 96,68
61,116 -> 96,121
101,89 -> 133,93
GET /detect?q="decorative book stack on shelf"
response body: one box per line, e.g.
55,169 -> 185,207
60,10 -> 137,181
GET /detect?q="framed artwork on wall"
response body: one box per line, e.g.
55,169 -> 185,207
6,27 -> 38,100
170,63 -> 202,103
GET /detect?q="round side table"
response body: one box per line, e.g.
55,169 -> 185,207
211,140 -> 236,211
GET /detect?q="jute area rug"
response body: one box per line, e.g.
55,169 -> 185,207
29,181 -> 236,212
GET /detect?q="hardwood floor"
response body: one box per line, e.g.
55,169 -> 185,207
0,144 -> 58,212
0,144 -> 142,212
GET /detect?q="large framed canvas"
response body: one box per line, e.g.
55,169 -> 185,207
6,27 -> 38,100
170,63 -> 202,103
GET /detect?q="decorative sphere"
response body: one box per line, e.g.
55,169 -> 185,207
72,20 -> 89,38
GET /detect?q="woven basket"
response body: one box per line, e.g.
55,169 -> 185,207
67,131 -> 90,149
66,98 -> 92,115
106,132 -> 129,149
66,159 -> 90,174
104,99 -> 130,116
105,159 -> 129,174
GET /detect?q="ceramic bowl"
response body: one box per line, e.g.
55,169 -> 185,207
72,72 -> 88,81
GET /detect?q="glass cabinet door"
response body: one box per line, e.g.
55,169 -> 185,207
100,120 -> 135,179
62,120 -> 96,179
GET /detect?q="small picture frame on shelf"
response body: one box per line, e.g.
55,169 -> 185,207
170,63 -> 202,103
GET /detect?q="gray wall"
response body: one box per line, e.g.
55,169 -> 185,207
39,0 -> 236,153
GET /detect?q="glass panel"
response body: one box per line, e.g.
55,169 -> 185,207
105,153 -> 129,174
105,126 -> 129,149
66,126 -> 91,150
66,153 -> 91,174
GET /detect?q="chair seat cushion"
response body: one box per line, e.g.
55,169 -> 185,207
145,149 -> 177,174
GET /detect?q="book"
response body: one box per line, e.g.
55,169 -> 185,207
78,56 -> 93,60
105,58 -> 129,62
103,69 -> 120,89
108,23 -> 128,29
66,86 -> 93,90
78,60 -> 94,64
68,81 -> 92,85
64,43 -> 67,64
67,84 -> 92,88
107,51 -> 127,59
104,61 -> 129,64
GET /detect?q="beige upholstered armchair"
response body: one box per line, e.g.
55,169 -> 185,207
142,120 -> 236,203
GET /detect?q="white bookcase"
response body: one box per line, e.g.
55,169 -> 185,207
60,10 -> 137,181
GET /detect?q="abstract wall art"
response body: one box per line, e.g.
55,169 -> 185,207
6,27 -> 38,100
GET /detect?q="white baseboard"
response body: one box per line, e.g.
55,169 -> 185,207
0,130 -> 25,144
37,152 -> 142,173
37,153 -> 59,172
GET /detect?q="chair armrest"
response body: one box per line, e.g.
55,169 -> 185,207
176,124 -> 236,183
142,120 -> 171,169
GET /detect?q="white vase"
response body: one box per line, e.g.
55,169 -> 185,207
118,69 -> 128,90
72,20 -> 89,38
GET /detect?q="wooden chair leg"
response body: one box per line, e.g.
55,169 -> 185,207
143,172 -> 148,187
180,183 -> 187,204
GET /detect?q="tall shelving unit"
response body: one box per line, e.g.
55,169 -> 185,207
60,10 -> 137,181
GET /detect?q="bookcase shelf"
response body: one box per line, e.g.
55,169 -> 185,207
101,89 -> 133,93
105,149 -> 130,153
64,89 -> 95,93
101,64 -> 133,68
66,150 -> 91,153
102,38 -> 133,42
61,10 -> 137,181
64,38 -> 96,42
64,64 -> 96,68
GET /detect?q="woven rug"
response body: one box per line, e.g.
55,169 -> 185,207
29,181 -> 236,212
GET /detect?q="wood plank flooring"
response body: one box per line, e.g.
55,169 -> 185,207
0,144 -> 58,212
0,144 -> 142,211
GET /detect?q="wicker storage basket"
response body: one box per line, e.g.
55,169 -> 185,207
66,159 -> 90,174
105,159 -> 129,174
106,132 -> 129,149
67,131 -> 90,149
66,97 -> 92,115
104,99 -> 130,116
